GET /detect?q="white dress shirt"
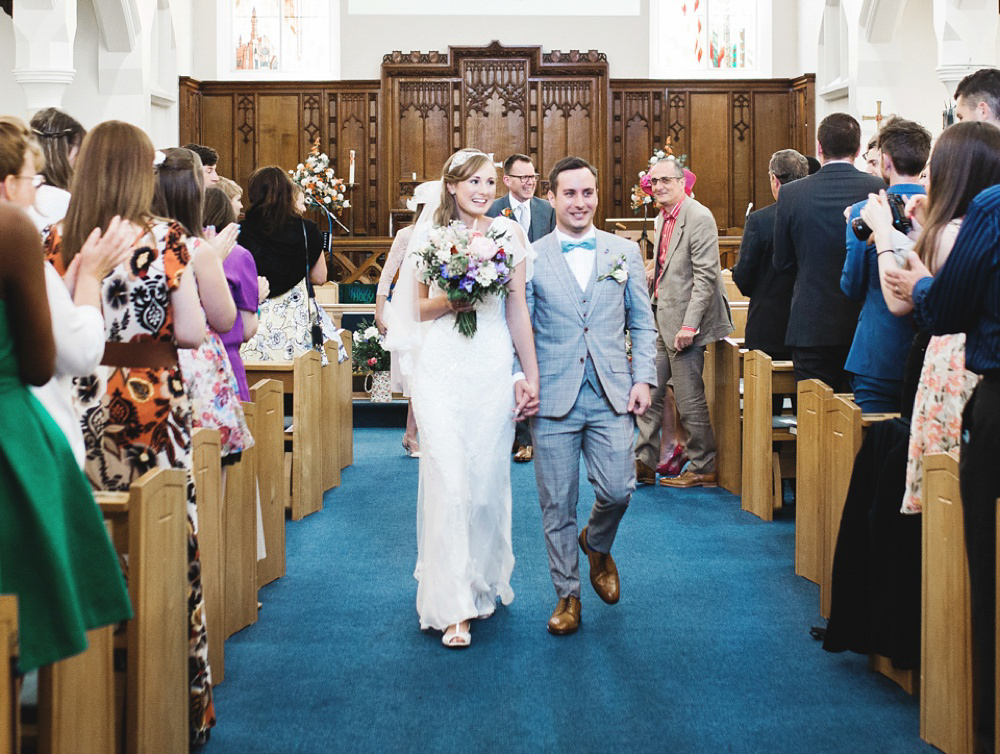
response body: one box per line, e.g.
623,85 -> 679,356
555,227 -> 597,292
30,264 -> 105,468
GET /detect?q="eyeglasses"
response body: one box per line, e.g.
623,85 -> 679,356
507,174 -> 539,183
648,176 -> 684,187
12,175 -> 44,188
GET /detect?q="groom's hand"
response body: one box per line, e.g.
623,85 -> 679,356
627,382 -> 652,416
514,379 -> 539,420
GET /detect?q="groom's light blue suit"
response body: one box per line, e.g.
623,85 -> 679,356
526,228 -> 657,599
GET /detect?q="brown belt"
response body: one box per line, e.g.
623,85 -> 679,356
101,340 -> 178,369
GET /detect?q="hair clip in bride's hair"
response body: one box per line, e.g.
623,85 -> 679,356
153,150 -> 166,168
449,149 -> 486,171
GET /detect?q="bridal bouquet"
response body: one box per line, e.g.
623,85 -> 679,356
412,222 -> 513,338
290,139 -> 350,213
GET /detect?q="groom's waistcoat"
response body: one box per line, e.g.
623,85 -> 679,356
526,229 -> 657,419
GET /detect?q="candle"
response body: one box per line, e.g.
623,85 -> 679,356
348,150 -> 355,185
412,172 -> 417,181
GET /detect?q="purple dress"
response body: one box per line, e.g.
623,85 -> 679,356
219,245 -> 260,401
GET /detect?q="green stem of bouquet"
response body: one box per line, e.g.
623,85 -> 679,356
454,310 -> 478,338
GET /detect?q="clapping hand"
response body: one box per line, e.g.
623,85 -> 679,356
65,215 -> 135,294
627,382 -> 652,416
514,379 -> 539,420
204,222 -> 239,261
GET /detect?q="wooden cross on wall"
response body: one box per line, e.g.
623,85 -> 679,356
862,101 -> 885,129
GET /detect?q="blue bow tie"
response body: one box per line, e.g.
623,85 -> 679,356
561,237 -> 597,253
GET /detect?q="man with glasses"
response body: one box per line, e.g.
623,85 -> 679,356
635,157 -> 732,488
489,153 -> 555,462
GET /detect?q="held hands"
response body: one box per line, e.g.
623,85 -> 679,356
627,382 -> 652,416
447,297 -> 475,313
513,379 -> 540,420
883,251 -> 932,304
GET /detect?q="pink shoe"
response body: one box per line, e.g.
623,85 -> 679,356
656,444 -> 688,477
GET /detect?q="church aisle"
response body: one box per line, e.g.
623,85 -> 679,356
205,427 -> 934,754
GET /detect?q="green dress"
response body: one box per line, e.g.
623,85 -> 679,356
0,299 -> 132,672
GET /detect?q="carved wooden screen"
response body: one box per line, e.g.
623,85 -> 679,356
381,42 -> 609,230
179,78 -> 381,236
610,75 -> 815,230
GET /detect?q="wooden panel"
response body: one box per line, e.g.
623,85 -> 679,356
234,94 -> 257,192
688,93 -> 729,230
462,58 -> 528,160
257,95 -> 301,172
731,92 -> 753,228
321,340 -> 342,491
921,453 -> 974,754
752,92 -> 791,213
223,406 -> 258,638
202,95 -> 234,185
191,428 -> 223,683
253,379 -> 287,588
795,379 -> 833,584
339,331 -> 354,468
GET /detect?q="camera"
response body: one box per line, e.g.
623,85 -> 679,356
851,193 -> 912,241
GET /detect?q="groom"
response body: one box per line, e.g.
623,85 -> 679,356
522,156 -> 657,635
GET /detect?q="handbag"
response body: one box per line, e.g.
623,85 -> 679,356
301,220 -> 324,350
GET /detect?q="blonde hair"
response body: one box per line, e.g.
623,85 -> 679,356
0,116 -> 45,183
216,175 -> 243,202
433,149 -> 494,227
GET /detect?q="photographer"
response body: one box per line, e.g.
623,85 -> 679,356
841,117 -> 930,412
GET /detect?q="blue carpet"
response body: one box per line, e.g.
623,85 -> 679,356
205,427 -> 934,754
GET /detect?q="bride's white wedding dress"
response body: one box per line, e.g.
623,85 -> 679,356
412,289 -> 516,629
385,214 -> 530,631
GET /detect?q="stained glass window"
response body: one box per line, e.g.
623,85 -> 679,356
232,0 -> 331,73
652,0 -> 758,74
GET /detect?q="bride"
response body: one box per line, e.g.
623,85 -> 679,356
385,149 -> 540,648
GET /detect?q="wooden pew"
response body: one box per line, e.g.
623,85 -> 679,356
222,411 -> 258,639
740,350 -> 796,521
322,340 -> 343,491
253,379 -> 287,588
245,350 -> 325,520
721,269 -> 749,304
97,468 -> 188,754
338,330 -> 354,469
794,379 -> 833,583
729,301 -> 748,340
921,452 -> 974,754
191,428 -> 224,681
706,337 -> 745,496
0,597 -> 17,754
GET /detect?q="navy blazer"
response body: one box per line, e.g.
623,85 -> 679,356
773,163 -> 887,347
731,202 -> 794,354
840,182 -> 924,381
486,195 -> 555,243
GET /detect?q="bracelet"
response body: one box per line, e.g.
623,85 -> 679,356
877,249 -> 894,256
680,325 -> 697,333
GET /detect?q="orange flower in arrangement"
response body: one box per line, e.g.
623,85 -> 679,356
290,139 -> 350,214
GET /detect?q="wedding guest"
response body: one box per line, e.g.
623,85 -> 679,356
46,122 -> 216,745
238,166 -> 344,363
217,175 -> 244,217
204,185 -> 264,402
376,181 -> 439,457
184,142 -> 221,187
26,107 -> 85,229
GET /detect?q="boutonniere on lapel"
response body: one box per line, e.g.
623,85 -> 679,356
598,252 -> 628,284
501,207 -> 514,218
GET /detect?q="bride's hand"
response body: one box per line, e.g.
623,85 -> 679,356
447,297 -> 475,313
514,379 -> 540,420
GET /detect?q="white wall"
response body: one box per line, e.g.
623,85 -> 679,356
0,12 -> 28,119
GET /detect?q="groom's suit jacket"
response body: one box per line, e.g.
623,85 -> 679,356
526,229 -> 657,419
486,195 -> 556,243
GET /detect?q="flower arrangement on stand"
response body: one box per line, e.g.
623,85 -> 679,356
289,139 -> 350,214
352,320 -> 391,402
630,139 -> 689,213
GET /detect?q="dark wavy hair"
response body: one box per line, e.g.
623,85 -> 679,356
914,120 -> 1000,273
246,166 -> 299,235
152,147 -> 205,239
30,108 -> 85,191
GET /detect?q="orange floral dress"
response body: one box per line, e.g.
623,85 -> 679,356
45,221 -> 216,745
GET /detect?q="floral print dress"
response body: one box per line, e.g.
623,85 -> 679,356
45,221 -> 216,745
240,279 -> 346,365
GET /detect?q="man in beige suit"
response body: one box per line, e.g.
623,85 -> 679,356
635,157 -> 732,488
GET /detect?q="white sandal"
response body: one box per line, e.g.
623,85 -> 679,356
442,623 -> 471,649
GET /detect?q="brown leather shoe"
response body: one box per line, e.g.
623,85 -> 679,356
513,445 -> 533,462
659,469 -> 718,488
547,596 -> 581,635
635,459 -> 655,485
578,527 -> 620,604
